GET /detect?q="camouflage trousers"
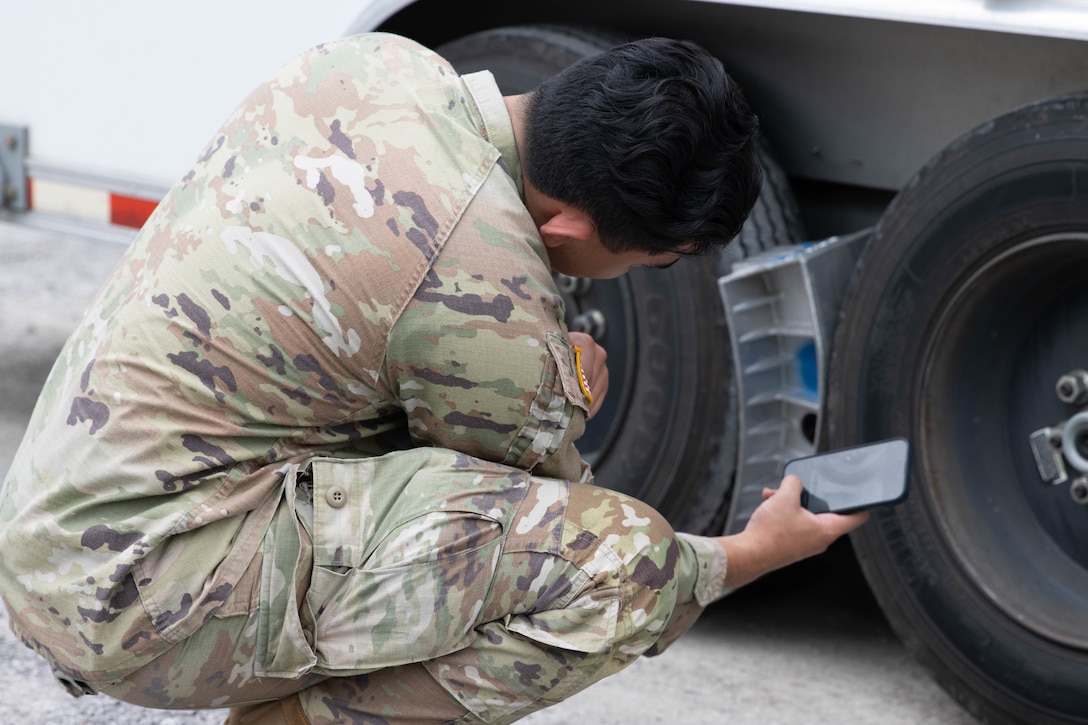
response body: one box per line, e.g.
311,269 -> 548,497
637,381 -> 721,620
96,449 -> 726,724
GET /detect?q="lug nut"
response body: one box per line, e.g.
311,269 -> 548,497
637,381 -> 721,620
571,309 -> 606,341
555,274 -> 591,296
1056,369 -> 1088,405
1071,477 -> 1088,505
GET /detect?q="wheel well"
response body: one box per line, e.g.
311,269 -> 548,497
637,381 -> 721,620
369,1 -> 1088,213
368,0 -> 648,49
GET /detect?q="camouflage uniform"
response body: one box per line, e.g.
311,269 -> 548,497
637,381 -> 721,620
0,33 -> 727,723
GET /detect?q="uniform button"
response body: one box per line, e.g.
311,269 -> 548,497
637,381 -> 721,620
326,486 -> 347,508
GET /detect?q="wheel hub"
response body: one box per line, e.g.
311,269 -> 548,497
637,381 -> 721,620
921,231 -> 1088,650
553,272 -> 634,468
1029,370 -> 1088,506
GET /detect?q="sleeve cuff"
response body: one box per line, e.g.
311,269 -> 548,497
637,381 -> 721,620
675,532 -> 729,607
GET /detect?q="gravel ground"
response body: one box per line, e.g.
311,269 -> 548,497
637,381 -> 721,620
0,220 -> 977,724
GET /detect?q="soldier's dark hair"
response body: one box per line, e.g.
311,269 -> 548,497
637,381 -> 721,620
523,37 -> 762,256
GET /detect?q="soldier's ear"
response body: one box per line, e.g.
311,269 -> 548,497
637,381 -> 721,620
538,206 -> 596,247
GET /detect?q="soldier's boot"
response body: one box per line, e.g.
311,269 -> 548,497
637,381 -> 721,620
224,694 -> 310,725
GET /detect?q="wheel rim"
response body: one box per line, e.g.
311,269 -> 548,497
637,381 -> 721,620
919,231 -> 1088,650
554,274 -> 636,469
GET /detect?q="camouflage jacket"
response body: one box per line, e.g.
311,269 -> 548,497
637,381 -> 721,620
0,33 -> 590,683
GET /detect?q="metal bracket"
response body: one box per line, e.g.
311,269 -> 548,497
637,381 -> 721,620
1029,425 -> 1068,485
0,123 -> 29,211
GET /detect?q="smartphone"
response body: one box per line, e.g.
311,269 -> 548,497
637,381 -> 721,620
784,438 -> 912,514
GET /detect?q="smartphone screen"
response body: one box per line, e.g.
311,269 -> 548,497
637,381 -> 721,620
784,438 -> 911,514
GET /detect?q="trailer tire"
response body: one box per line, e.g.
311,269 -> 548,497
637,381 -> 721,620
438,25 -> 803,532
829,93 -> 1088,724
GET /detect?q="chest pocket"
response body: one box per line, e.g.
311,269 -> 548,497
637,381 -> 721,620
303,450 -> 529,674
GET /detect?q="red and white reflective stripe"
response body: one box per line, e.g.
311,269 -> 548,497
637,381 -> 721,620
27,177 -> 161,229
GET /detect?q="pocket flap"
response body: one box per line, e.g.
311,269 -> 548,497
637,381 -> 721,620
310,454 -> 426,569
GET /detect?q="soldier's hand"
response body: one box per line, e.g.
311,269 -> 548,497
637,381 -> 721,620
714,474 -> 868,589
568,332 -> 608,419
